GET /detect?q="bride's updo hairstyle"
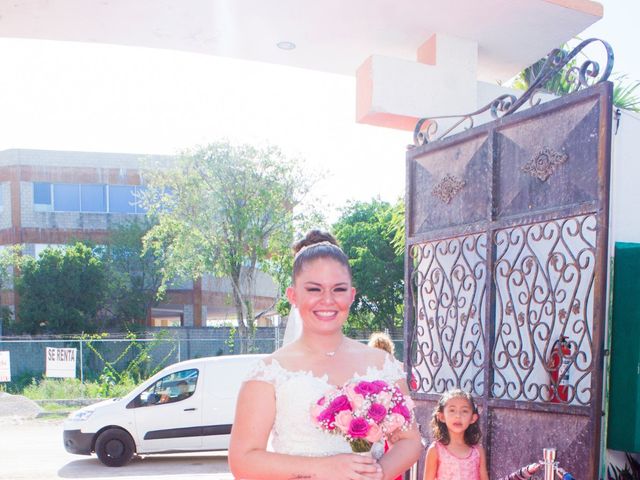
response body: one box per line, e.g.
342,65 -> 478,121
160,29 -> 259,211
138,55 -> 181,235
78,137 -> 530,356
292,230 -> 351,282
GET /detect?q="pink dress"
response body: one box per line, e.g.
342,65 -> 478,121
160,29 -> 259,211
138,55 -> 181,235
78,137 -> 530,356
434,441 -> 480,480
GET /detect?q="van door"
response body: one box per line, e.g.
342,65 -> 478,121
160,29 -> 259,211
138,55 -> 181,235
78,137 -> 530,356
129,367 -> 203,452
201,358 -> 258,450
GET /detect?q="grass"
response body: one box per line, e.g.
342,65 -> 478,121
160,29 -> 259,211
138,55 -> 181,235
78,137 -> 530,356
20,377 -> 136,400
39,402 -> 76,412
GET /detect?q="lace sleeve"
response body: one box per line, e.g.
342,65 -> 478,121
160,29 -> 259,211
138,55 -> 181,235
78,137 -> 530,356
244,358 -> 280,385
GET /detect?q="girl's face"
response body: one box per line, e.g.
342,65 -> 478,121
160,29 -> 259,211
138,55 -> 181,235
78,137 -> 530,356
286,258 -> 355,335
438,396 -> 478,435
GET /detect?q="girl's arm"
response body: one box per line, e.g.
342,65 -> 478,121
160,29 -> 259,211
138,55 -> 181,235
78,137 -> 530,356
478,445 -> 489,480
228,379 -> 383,480
377,380 -> 423,480
422,443 -> 438,480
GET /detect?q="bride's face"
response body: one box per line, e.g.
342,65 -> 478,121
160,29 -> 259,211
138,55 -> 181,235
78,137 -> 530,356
286,258 -> 355,334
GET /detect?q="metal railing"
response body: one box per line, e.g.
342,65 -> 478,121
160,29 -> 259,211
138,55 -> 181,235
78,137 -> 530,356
498,448 -> 576,480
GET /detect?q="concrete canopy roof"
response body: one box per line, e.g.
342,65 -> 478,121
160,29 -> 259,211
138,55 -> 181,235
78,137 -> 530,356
0,0 -> 602,81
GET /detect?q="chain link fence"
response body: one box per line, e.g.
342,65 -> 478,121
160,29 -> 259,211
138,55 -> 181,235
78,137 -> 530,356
0,327 -> 404,389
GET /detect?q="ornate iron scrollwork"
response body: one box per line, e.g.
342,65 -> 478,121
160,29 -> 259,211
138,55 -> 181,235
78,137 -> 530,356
431,174 -> 466,204
492,214 -> 596,405
522,147 -> 568,181
413,38 -> 614,147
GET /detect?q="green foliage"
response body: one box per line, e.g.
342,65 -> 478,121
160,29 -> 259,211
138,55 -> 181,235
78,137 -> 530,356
511,47 -> 577,96
101,218 -> 165,326
224,326 -> 236,353
81,330 -> 175,387
333,199 -> 404,334
387,200 -> 405,257
612,74 -> 640,112
607,454 -> 640,480
22,377 -> 91,400
2,370 -> 42,394
0,245 -> 22,290
15,243 -> 107,334
21,377 -> 136,400
143,141 -> 315,346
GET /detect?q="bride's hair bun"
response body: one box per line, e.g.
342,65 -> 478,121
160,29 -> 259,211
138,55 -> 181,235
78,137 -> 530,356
292,230 -> 339,255
292,230 -> 351,280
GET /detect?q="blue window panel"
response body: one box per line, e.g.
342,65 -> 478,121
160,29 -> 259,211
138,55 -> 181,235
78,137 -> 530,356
109,185 -> 136,213
53,184 -> 80,212
33,182 -> 52,205
81,184 -> 107,212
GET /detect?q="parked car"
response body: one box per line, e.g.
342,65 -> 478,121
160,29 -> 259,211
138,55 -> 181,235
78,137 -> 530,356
63,354 -> 265,466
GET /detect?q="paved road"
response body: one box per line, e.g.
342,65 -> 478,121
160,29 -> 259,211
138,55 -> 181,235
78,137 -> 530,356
0,417 -> 233,480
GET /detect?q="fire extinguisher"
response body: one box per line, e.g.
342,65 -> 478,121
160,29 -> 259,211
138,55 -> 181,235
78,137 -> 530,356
548,336 -> 572,403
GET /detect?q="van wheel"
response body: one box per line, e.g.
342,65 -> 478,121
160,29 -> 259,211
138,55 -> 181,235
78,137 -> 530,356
95,428 -> 135,467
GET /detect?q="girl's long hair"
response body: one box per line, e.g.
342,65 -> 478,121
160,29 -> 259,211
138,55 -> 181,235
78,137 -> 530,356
430,389 -> 482,446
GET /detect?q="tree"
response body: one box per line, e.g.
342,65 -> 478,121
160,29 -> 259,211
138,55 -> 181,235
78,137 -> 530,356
0,246 -> 21,332
143,141 -> 313,349
16,243 -> 107,334
102,218 -> 165,328
333,199 -> 404,334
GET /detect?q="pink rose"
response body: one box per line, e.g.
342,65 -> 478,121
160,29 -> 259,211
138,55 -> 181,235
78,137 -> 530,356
348,417 -> 371,438
371,380 -> 388,393
334,410 -> 353,433
355,380 -> 385,396
328,395 -> 351,414
383,413 -> 406,434
317,407 -> 336,426
365,422 -> 384,443
368,403 -> 387,423
377,391 -> 393,408
392,403 -> 412,422
346,383 -> 365,409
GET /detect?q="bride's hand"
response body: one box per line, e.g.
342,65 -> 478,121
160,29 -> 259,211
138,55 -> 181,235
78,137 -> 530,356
317,454 -> 384,480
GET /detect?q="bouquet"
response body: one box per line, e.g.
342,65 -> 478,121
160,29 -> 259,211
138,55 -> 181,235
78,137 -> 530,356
310,379 -> 415,453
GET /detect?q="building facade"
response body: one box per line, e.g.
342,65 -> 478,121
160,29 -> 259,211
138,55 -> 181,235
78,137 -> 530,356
0,148 -> 278,329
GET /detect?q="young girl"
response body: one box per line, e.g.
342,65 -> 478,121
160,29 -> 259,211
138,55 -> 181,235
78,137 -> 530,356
423,389 -> 489,480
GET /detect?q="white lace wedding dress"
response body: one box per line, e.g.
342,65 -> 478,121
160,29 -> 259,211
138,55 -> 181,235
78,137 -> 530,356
245,354 -> 405,457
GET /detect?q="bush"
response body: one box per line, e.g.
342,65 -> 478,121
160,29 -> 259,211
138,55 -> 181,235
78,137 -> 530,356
22,378 -> 90,400
20,376 -> 138,400
2,370 -> 43,394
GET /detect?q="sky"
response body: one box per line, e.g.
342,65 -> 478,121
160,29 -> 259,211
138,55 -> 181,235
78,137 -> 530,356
0,0 -> 636,222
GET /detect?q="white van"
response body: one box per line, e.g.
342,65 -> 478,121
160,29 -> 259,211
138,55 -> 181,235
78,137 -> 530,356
63,354 -> 265,466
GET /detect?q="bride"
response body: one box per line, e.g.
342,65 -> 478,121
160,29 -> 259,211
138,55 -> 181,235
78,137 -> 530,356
229,231 -> 422,479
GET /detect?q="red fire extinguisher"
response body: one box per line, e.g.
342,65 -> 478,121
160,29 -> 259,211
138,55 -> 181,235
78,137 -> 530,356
548,336 -> 572,403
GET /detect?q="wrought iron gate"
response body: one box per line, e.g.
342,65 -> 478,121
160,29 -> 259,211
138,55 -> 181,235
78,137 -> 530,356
405,69 -> 613,478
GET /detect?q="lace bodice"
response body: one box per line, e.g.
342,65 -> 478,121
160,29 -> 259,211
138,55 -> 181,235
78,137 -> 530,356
245,355 -> 405,457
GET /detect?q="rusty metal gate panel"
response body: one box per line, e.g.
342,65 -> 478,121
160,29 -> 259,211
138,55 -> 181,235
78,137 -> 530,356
405,78 -> 613,479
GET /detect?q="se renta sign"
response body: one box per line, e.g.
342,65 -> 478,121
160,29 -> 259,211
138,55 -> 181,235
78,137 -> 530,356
45,347 -> 77,378
0,351 -> 10,382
